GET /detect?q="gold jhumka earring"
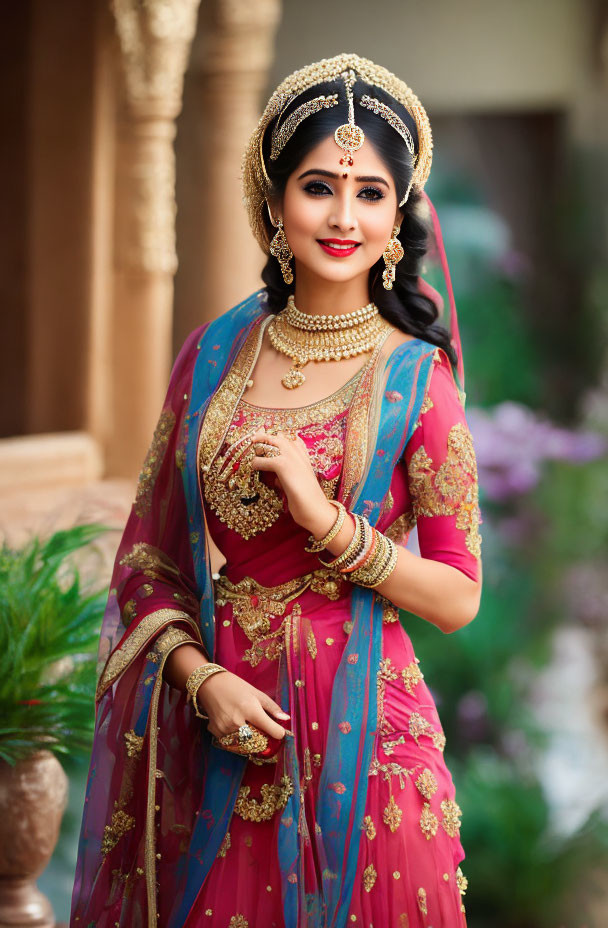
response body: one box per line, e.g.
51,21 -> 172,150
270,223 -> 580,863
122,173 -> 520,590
382,225 -> 405,290
268,209 -> 294,285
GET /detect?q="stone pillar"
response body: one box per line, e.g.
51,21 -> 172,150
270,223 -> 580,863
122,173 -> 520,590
107,0 -> 202,477
173,0 -> 281,349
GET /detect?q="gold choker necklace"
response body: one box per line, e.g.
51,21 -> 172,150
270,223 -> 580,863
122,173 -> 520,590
268,295 -> 387,389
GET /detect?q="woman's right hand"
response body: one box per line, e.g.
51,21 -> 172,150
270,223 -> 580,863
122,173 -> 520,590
197,669 -> 290,742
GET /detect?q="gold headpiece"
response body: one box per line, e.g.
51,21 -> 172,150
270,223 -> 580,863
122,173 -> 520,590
241,53 -> 433,253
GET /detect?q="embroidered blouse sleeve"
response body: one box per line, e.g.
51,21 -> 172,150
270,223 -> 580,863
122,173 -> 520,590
403,348 -> 482,582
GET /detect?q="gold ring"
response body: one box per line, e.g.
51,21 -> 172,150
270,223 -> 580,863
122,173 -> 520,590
253,441 -> 281,457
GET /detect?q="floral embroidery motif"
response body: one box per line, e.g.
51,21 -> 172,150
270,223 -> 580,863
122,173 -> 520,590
233,775 -> 294,822
368,758 -> 415,790
382,793 -> 403,832
306,627 -> 317,659
363,814 -> 376,839
440,798 -> 462,837
101,806 -> 135,855
419,802 -> 439,840
134,409 -> 175,517
228,916 -> 249,928
408,711 -> 446,752
417,887 -> 428,915
363,863 -> 377,892
415,767 -> 438,800
408,422 -> 482,558
119,542 -> 181,582
123,729 -> 144,758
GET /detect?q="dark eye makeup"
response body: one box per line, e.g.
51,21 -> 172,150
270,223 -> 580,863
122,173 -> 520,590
303,180 -> 384,201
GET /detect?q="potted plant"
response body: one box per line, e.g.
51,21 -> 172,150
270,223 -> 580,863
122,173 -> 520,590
0,524 -> 109,927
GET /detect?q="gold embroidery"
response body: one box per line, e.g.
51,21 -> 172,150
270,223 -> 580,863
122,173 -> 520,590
122,599 -> 138,627
440,798 -> 462,837
199,316 -> 270,474
96,609 -> 201,701
456,866 -> 468,895
119,543 -> 181,581
124,729 -> 144,758
203,376 -> 359,540
233,775 -> 294,822
419,393 -> 434,416
408,422 -> 482,558
402,661 -> 423,693
419,802 -> 439,840
306,627 -> 317,659
340,321 -> 394,507
154,626 -> 196,657
408,711 -> 446,752
138,583 -> 154,598
101,806 -> 135,855
417,887 -> 428,915
363,814 -> 376,839
385,508 -> 417,545
217,831 -> 231,857
228,916 -> 249,928
214,570 -> 341,666
382,793 -> 403,832
363,863 -> 377,892
134,409 -> 176,517
415,768 -> 438,800
368,758 -> 415,790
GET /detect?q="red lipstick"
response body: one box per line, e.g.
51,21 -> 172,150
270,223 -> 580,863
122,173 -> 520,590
317,238 -> 361,258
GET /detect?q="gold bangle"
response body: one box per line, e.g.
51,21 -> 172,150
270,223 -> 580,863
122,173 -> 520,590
185,663 -> 227,719
304,500 -> 347,553
319,513 -> 363,569
351,534 -> 399,588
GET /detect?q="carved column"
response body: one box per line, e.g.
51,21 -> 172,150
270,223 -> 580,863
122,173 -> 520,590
173,0 -> 281,348
108,0 -> 201,477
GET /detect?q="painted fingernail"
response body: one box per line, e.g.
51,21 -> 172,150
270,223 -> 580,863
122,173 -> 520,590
276,711 -> 290,719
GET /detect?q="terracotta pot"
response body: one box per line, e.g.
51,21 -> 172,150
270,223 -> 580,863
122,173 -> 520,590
0,750 -> 68,927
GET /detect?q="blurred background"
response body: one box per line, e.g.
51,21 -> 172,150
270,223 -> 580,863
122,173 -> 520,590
0,0 -> 607,925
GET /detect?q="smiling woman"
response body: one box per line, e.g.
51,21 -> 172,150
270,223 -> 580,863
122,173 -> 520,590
70,54 -> 480,928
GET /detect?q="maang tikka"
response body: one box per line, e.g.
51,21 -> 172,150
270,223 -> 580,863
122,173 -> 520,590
268,206 -> 294,285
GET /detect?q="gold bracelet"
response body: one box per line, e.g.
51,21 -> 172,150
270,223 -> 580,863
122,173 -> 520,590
351,534 -> 399,588
319,512 -> 363,569
304,500 -> 347,553
185,663 -> 227,720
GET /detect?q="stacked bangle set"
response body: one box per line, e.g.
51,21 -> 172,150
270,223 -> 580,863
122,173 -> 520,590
306,499 -> 399,589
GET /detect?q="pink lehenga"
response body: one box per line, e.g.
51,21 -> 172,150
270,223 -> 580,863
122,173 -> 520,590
70,287 -> 481,928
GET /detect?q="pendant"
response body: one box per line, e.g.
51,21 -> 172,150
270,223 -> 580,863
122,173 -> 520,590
281,366 -> 306,389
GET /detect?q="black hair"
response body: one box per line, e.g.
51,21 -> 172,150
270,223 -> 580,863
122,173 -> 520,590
260,77 -> 457,368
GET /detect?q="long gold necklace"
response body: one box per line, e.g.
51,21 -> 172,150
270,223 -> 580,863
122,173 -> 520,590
268,295 -> 387,389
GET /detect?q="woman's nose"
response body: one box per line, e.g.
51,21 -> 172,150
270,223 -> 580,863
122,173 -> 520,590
328,194 -> 357,232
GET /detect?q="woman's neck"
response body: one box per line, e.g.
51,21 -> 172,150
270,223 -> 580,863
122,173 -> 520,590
291,269 -> 371,316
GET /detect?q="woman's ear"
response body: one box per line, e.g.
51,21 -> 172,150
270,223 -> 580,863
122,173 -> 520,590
266,195 -> 283,225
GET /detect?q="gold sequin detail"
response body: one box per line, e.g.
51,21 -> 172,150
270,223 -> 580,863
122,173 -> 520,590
414,767 -> 438,800
234,775 -> 294,822
402,661 -> 423,693
382,793 -> 403,832
121,599 -> 137,627
408,422 -> 482,558
101,807 -> 136,855
419,802 -> 439,840
363,863 -> 377,892
408,711 -> 446,751
363,814 -> 376,839
385,509 -> 417,545
417,887 -> 428,915
124,729 -> 144,758
456,866 -> 468,895
440,798 -> 462,837
228,917 -> 249,928
134,409 -> 175,517
217,831 -> 231,857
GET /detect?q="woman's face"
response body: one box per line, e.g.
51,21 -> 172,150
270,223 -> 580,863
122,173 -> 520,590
274,134 -> 402,287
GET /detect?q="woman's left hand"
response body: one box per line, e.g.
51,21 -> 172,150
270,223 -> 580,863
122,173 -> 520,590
248,428 -> 335,538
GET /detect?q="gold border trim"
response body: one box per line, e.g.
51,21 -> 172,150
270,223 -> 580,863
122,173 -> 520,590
96,609 -> 202,702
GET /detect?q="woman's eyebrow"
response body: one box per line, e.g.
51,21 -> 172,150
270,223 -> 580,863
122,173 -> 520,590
297,168 -> 389,188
